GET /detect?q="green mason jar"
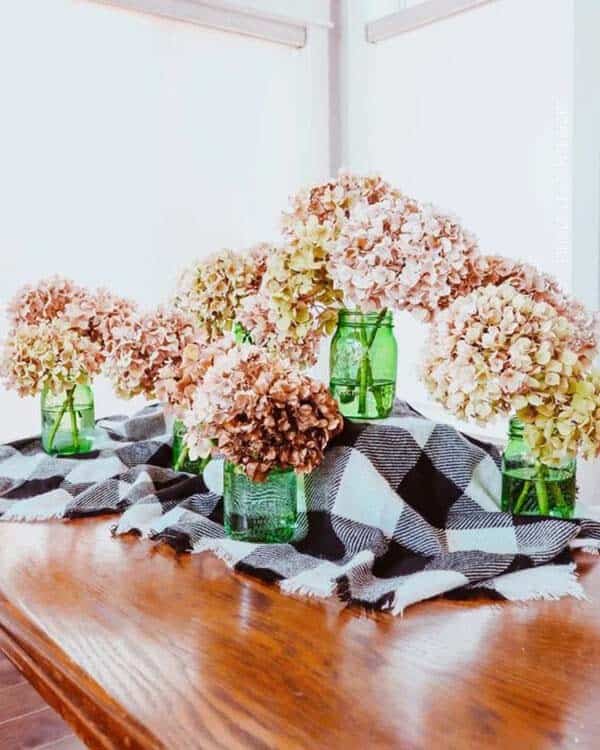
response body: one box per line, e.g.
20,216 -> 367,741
329,309 -> 397,420
501,417 -> 576,518
172,418 -> 210,474
223,461 -> 298,543
41,384 -> 95,456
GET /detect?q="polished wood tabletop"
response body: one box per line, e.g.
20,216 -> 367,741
0,518 -> 599,749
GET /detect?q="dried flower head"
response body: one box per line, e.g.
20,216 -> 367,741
329,197 -> 481,318
0,320 -> 103,397
155,333 -> 235,417
106,308 -> 197,400
237,292 -> 321,369
6,276 -> 91,329
265,173 -> 400,338
174,244 -> 269,340
473,255 -> 599,357
421,283 -> 589,425
184,344 -> 343,481
515,370 -> 600,464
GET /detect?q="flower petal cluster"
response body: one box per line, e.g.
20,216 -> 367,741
1,321 -> 103,397
106,308 -> 197,400
473,255 -> 599,357
2,277 -> 136,396
421,283 -> 588,425
266,173 -> 399,338
515,371 -> 600,464
329,197 -> 480,318
174,244 -> 268,340
236,292 -> 321,369
183,344 -> 343,481
155,333 -> 235,417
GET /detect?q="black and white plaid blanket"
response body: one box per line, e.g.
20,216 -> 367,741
1,402 -> 599,614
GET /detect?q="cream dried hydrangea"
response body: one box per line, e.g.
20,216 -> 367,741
421,283 -> 589,425
0,320 -> 103,397
515,371 -> 600,465
174,244 -> 268,340
265,173 -> 400,337
329,197 -> 481,318
183,344 -> 344,481
473,255 -> 599,358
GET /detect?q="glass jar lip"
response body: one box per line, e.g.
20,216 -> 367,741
338,308 -> 393,325
225,461 -> 296,478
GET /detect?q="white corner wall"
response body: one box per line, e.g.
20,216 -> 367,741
0,0 -> 331,441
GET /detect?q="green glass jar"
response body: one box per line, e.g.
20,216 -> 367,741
223,461 -> 298,543
501,417 -> 576,518
172,419 -> 210,474
329,308 -> 397,420
41,384 -> 95,456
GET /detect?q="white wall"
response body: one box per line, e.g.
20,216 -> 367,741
0,0 -> 331,441
341,0 -> 581,427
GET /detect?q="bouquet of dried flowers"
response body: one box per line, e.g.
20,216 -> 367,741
183,343 -> 344,482
421,277 -> 600,515
1,276 -> 136,452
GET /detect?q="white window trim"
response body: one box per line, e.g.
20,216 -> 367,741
366,0 -> 497,43
89,0 -> 332,48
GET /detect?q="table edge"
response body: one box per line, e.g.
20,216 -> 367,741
0,592 -> 164,750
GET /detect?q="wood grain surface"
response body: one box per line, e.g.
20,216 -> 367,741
0,517 -> 599,749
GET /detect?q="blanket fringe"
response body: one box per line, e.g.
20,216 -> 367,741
477,563 -> 587,602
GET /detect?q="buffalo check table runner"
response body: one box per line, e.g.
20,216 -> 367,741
1,401 -> 600,614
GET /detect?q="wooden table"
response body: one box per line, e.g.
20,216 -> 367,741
0,518 -> 599,749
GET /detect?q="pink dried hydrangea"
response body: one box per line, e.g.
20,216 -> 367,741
7,276 -> 91,329
237,292 -> 321,369
183,344 -> 343,481
2,277 -> 137,397
155,333 -> 235,417
0,321 -> 103,397
175,244 -> 269,340
329,197 -> 481,318
265,173 -> 400,338
106,308 -> 197,400
421,283 -> 589,425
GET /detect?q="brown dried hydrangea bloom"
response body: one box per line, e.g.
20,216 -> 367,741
184,344 -> 344,481
174,244 -> 269,340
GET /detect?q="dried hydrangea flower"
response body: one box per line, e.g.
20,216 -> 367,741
155,333 -> 235,417
421,283 -> 589,425
106,308 -> 197,400
174,244 -> 269,340
0,320 -> 103,397
516,370 -> 600,464
184,344 -> 343,481
6,276 -> 91,329
237,292 -> 321,369
329,197 -> 481,318
265,173 -> 400,338
473,255 -> 599,358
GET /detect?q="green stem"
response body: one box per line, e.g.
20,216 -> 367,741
174,444 -> 190,472
534,463 -> 549,515
513,480 -> 531,514
357,308 -> 389,418
47,394 -> 70,452
66,388 -> 80,453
